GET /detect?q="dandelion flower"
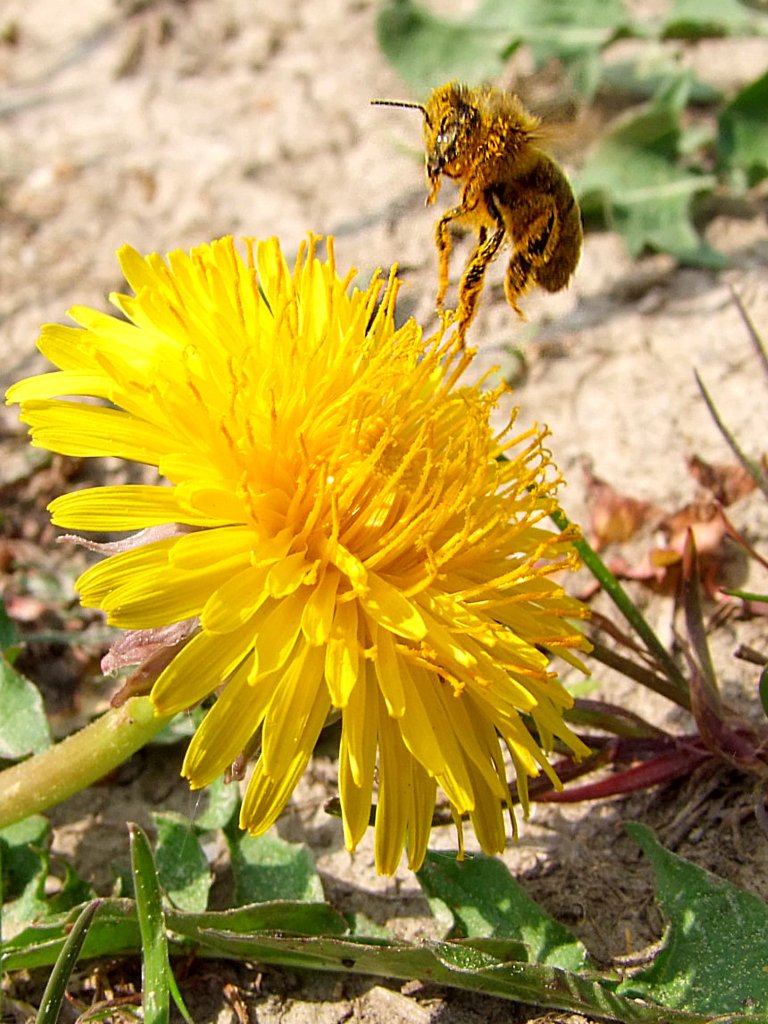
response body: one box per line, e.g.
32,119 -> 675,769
7,235 -> 590,874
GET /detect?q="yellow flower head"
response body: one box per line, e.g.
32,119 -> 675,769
7,235 -> 589,874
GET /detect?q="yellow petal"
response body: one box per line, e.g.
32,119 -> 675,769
300,568 -> 340,645
339,664 -> 378,849
181,653 -> 262,786
374,698 -> 409,876
201,564 -> 270,633
324,600 -> 360,708
50,485 -> 201,531
261,643 -> 326,779
151,621 -> 257,715
19,400 -> 176,463
371,623 -> 406,718
240,684 -> 330,835
249,594 -> 305,677
362,572 -> 426,642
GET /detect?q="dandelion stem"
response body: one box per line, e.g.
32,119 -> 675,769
0,697 -> 172,829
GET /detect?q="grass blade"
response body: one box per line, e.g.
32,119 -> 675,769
36,899 -> 101,1024
694,368 -> 768,500
129,823 -> 192,1024
551,510 -> 690,704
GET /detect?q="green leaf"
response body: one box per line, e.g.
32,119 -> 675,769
417,851 -> 589,971
0,815 -> 51,927
36,900 -> 101,1024
0,654 -> 52,759
1,899 -> 142,971
152,811 -> 212,913
192,774 -> 240,831
0,815 -> 92,931
717,69 -> 768,186
0,600 -> 19,652
166,901 -> 349,944
663,0 -> 767,38
344,911 -> 392,939
759,666 -> 768,718
577,76 -> 725,267
149,705 -> 202,745
376,0 -> 510,94
376,0 -> 630,97
4,888 -> 762,1021
620,822 -> 768,1014
48,858 -> 94,915
161,928 -> 726,1022
478,0 -> 629,71
599,56 -> 722,104
227,830 -> 323,904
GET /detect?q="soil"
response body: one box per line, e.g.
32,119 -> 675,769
2,1 -> 768,1022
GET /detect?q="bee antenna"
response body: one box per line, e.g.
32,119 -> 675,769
371,98 -> 431,128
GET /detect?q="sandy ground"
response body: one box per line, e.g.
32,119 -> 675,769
2,1 -> 768,1021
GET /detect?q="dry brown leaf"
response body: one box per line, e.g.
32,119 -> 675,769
687,454 -> 757,506
582,461 -> 660,550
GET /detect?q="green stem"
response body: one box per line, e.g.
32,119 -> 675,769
588,639 -> 692,712
0,697 -> 172,829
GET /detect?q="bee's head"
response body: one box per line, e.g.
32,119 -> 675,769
370,83 -> 481,205
422,82 -> 481,200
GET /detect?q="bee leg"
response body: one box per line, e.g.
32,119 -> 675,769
504,206 -> 558,317
454,193 -> 505,340
434,206 -> 464,310
456,226 -> 504,339
503,252 -> 532,318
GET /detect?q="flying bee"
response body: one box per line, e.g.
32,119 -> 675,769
373,81 -> 583,341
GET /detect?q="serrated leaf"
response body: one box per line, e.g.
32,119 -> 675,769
0,654 -> 52,759
417,851 -> 589,971
717,69 -> 768,186
227,830 -> 323,905
152,811 -> 212,913
619,822 -> 768,1014
376,0 -> 510,94
577,76 -> 725,266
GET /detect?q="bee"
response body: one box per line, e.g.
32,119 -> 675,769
373,81 -> 583,340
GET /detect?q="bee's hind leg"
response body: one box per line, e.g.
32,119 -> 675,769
505,205 -> 558,317
503,251 -> 533,319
